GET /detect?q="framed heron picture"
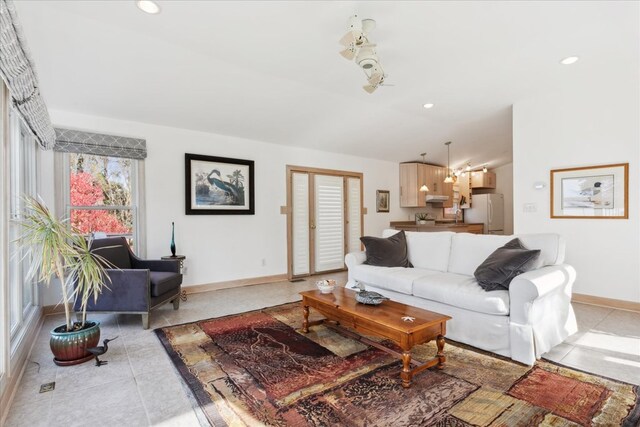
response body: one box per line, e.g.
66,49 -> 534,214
550,163 -> 628,219
185,153 -> 255,215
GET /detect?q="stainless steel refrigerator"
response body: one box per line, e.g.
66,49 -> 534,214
464,193 -> 504,234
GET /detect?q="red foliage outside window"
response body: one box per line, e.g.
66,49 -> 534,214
69,172 -> 130,234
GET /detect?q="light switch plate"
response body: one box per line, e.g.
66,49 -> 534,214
523,203 -> 537,213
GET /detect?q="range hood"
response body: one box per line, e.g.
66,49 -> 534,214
425,195 -> 450,203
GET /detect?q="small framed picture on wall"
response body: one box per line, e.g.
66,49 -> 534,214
376,190 -> 390,213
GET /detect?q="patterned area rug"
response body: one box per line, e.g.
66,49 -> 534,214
155,303 -> 640,427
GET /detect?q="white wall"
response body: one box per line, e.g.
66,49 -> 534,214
513,81 -> 639,302
493,163 -> 513,235
43,110 -> 404,294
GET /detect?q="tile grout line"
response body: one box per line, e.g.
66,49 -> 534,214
120,316 -> 154,427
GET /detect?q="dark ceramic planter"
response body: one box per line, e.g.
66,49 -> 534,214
50,321 -> 101,366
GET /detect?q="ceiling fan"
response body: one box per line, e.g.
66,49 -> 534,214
362,65 -> 393,94
339,15 -> 392,94
339,15 -> 376,59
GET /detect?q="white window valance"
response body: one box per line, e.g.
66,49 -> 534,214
54,128 -> 147,160
0,0 -> 55,149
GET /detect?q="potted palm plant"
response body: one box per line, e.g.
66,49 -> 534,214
18,196 -> 110,366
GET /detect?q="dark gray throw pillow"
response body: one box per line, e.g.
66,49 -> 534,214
360,231 -> 413,268
474,238 -> 541,291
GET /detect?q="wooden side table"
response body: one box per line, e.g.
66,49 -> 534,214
162,255 -> 187,301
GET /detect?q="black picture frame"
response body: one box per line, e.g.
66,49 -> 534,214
185,153 -> 255,215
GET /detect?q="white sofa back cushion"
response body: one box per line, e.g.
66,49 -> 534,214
448,233 -> 513,276
517,234 -> 565,266
448,232 -> 566,276
382,229 -> 454,272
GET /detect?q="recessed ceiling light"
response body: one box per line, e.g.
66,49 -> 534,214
423,103 -> 434,109
560,56 -> 579,65
136,0 -> 160,14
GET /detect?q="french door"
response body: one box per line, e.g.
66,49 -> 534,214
287,166 -> 363,279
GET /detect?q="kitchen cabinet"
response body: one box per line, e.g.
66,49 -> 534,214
399,163 -> 454,208
399,163 -> 427,207
471,171 -> 496,189
390,221 -> 484,234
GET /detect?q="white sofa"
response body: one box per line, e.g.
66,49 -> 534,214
345,230 -> 578,365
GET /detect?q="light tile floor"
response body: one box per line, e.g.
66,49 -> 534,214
4,272 -> 640,426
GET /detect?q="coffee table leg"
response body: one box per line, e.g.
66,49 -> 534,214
302,305 -> 310,333
401,351 -> 412,388
436,335 -> 446,369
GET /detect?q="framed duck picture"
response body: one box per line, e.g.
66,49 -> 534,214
185,153 -> 255,215
550,163 -> 628,219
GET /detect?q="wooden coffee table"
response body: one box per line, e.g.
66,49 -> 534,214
300,287 -> 451,388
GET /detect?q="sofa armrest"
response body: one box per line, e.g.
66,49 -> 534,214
345,251 -> 367,269
345,251 -> 366,287
132,259 -> 180,273
509,264 -> 576,325
75,269 -> 150,312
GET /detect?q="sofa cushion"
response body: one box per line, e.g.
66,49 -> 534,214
517,234 -> 565,266
412,272 -> 510,316
350,264 -> 437,295
474,239 -> 542,291
448,233 -> 512,276
383,229 -> 454,272
150,271 -> 182,297
361,230 -> 412,267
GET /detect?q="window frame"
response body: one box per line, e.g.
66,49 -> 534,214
7,111 -> 39,345
56,152 -> 146,257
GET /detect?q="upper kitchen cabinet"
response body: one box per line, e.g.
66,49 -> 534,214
399,163 -> 454,207
471,171 -> 496,189
399,163 -> 427,207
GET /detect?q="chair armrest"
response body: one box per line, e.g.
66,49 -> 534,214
509,264 -> 576,325
345,251 -> 367,269
76,269 -> 150,312
132,259 -> 180,273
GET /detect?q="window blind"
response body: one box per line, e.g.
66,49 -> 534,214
54,128 -> 147,160
0,0 -> 55,149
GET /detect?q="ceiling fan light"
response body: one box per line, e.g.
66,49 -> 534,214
419,184 -> 429,192
466,163 -> 471,171
444,175 -> 454,184
483,166 -> 488,173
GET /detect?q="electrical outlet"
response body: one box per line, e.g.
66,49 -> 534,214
261,258 -> 266,267
182,266 -> 188,275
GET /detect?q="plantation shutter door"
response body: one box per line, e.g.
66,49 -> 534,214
314,174 -> 345,272
346,177 -> 362,253
291,172 -> 310,276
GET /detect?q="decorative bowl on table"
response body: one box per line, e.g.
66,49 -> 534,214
316,279 -> 336,294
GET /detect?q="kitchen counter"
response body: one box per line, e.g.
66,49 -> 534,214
390,221 -> 484,234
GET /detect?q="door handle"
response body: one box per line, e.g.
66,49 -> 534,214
310,223 -> 316,229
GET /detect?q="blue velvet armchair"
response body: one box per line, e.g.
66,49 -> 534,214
74,237 -> 183,329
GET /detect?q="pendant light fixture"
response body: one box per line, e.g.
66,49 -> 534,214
482,165 -> 488,173
419,153 -> 429,192
443,142 -> 454,183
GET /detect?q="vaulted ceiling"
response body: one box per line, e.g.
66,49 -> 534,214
14,1 -> 637,168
